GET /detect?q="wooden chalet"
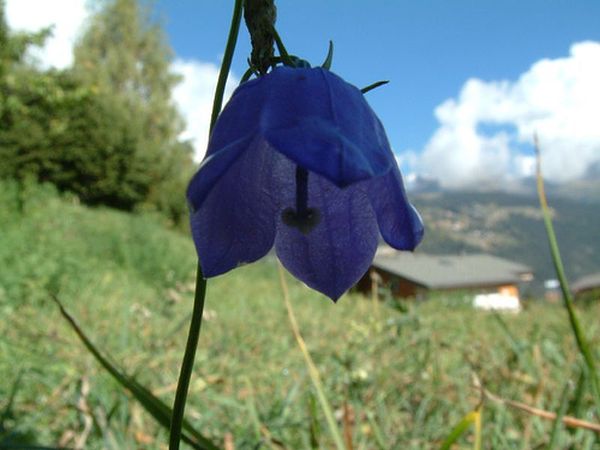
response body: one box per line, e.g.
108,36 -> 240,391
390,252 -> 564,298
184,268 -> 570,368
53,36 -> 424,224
356,247 -> 534,299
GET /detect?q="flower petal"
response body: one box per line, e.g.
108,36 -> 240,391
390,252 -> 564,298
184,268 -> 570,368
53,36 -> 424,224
189,139 -> 281,277
261,67 -> 392,187
204,79 -> 267,159
187,135 -> 253,211
208,66 -> 393,187
367,165 -> 424,250
275,171 -> 379,301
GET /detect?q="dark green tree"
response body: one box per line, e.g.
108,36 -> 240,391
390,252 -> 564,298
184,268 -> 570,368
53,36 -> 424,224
73,0 -> 194,224
0,0 -> 55,183
0,0 -> 194,225
1,67 -> 152,209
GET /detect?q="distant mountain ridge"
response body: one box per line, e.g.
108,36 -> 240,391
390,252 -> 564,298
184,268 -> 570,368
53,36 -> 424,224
410,188 -> 600,294
408,176 -> 600,204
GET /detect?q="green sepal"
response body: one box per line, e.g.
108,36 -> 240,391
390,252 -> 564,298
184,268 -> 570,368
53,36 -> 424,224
321,41 -> 334,70
361,80 -> 389,94
240,66 -> 256,84
273,28 -> 294,67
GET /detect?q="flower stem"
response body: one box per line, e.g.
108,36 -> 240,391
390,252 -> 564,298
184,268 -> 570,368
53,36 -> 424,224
168,266 -> 206,450
534,134 -> 600,413
209,0 -> 244,135
169,1 -> 244,448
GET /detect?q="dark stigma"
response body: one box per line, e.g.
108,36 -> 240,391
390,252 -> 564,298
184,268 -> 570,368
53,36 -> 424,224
281,166 -> 321,234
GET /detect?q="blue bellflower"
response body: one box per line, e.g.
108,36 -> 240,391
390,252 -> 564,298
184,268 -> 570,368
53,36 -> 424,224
187,66 -> 424,301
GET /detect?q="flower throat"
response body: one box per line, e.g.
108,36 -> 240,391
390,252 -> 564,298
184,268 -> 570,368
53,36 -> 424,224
281,166 -> 321,234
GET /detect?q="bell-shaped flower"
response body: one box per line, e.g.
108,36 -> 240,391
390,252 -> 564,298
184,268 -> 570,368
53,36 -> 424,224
187,66 -> 424,301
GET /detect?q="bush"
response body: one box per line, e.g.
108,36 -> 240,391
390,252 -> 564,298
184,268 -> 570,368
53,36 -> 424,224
0,68 -> 194,225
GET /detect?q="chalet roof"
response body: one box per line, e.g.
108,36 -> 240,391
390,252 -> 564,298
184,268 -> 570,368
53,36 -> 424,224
372,248 -> 533,290
572,273 -> 600,293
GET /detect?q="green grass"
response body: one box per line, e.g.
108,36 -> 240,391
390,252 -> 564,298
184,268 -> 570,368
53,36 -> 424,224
1,181 -> 599,449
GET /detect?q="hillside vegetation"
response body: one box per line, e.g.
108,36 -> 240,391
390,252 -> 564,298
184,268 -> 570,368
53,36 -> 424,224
1,182 -> 600,449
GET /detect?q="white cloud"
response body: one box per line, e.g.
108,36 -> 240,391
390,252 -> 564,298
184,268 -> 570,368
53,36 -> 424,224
395,150 -> 419,173
5,0 -> 89,69
416,41 -> 600,188
171,59 -> 238,161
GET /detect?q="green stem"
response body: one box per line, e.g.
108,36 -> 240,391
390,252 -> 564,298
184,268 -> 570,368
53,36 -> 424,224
169,1 -> 244,448
209,0 -> 244,135
169,266 -> 207,450
534,135 -> 600,413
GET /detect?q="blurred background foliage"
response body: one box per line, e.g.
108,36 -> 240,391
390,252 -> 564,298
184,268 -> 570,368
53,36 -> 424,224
0,0 -> 194,228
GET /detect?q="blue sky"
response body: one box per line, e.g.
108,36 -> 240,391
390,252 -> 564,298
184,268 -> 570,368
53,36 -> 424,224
6,0 -> 600,188
157,1 -> 600,153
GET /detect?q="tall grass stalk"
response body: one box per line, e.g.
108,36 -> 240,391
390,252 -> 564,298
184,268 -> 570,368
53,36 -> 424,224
277,264 -> 347,450
474,407 -> 482,450
534,134 -> 600,413
547,381 -> 571,449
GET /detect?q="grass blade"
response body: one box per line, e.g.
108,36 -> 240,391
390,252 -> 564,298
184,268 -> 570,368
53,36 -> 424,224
365,410 -> 387,450
50,295 -> 219,450
534,135 -> 600,412
440,409 -> 480,450
243,377 -> 263,442
0,370 -> 24,426
547,381 -> 571,450
307,391 -> 321,449
473,406 -> 482,450
277,265 -> 347,450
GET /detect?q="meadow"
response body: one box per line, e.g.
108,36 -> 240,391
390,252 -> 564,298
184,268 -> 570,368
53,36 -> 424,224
1,182 -> 599,449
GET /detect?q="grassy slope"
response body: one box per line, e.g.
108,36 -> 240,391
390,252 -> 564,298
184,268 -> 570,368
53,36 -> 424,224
1,182 -> 599,449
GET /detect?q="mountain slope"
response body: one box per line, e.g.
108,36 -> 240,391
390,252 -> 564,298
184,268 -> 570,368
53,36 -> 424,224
412,190 -> 600,290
